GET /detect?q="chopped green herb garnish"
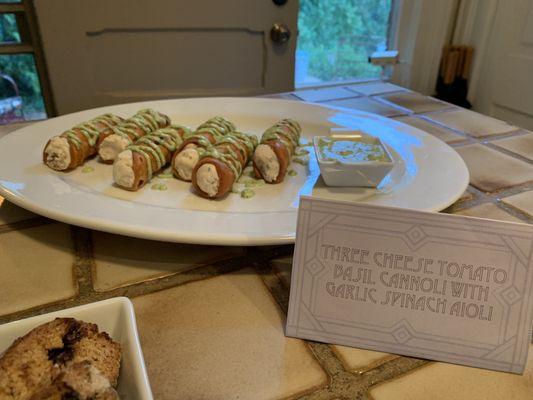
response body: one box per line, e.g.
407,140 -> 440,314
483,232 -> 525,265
240,188 -> 255,198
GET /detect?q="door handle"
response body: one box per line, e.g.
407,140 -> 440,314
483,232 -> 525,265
270,23 -> 291,44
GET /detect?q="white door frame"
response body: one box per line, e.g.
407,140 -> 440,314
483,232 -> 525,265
451,0 -> 499,113
391,0 -> 458,95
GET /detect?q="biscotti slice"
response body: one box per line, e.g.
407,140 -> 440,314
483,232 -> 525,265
0,318 -> 121,400
30,361 -> 119,400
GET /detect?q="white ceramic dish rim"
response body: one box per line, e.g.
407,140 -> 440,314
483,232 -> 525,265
0,97 -> 469,246
0,297 -> 153,399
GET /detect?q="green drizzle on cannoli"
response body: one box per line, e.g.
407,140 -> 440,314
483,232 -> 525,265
63,113 -> 123,149
111,109 -> 170,143
127,125 -> 190,180
200,132 -> 258,179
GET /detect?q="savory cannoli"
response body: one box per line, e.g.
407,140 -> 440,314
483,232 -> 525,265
113,125 -> 190,191
172,116 -> 236,181
253,119 -> 301,183
43,113 -> 124,171
192,131 -> 258,198
98,108 -> 170,163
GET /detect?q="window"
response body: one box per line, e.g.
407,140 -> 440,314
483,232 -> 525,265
295,0 -> 394,87
0,0 -> 52,124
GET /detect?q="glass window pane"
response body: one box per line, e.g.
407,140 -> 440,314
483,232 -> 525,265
0,54 -> 47,124
296,0 -> 393,87
0,13 -> 21,43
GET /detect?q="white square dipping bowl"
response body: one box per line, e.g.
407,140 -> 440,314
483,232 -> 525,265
0,297 -> 153,399
313,131 -> 394,187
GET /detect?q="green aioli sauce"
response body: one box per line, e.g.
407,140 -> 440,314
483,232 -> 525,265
288,169 -> 297,176
81,166 -> 94,173
111,108 -> 170,145
244,179 -> 265,188
260,119 -> 301,150
199,131 -> 257,180
62,113 -> 122,149
317,137 -> 388,162
127,125 -> 186,180
240,188 -> 255,198
241,166 -> 255,178
150,183 -> 167,191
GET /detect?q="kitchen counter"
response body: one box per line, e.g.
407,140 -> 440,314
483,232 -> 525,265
1,81 -> 532,399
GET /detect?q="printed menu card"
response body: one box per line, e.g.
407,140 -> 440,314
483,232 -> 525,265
287,196 -> 533,373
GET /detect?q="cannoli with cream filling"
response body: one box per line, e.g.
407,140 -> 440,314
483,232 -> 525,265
113,124 -> 190,191
98,108 -> 170,163
253,119 -> 301,184
171,116 -> 236,181
192,131 -> 258,198
43,113 -> 124,171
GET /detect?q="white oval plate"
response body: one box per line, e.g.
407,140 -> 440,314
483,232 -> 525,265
0,97 -> 468,245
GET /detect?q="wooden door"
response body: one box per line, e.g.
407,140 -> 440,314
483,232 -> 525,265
34,0 -> 298,114
473,0 -> 533,129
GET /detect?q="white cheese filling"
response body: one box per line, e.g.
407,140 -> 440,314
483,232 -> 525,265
99,134 -> 130,162
253,144 -> 279,182
196,163 -> 219,197
45,136 -> 71,170
174,143 -> 199,180
113,150 -> 135,188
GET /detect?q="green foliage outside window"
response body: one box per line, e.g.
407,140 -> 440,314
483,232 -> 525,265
297,0 -> 392,85
0,13 -> 20,43
0,13 -> 46,120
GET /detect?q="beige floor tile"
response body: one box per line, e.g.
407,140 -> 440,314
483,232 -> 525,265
456,144 -> 533,192
268,256 -> 396,373
346,82 -> 407,96
332,345 -> 396,373
0,197 -> 38,226
324,97 -> 407,117
454,203 -> 523,223
133,269 -> 327,400
92,231 -> 244,291
294,86 -> 359,102
492,133 -> 533,161
381,92 -> 450,114
0,223 -> 76,315
426,109 -> 517,138
370,344 -> 533,400
502,190 -> 533,218
395,116 -> 466,143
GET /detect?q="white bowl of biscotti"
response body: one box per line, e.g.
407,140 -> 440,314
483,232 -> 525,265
0,297 -> 152,399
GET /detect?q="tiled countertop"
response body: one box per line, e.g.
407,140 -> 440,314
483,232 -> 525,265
1,81 -> 532,399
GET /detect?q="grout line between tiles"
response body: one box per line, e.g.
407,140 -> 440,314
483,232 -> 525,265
71,226 -> 95,296
483,140 -> 533,165
496,200 -> 533,223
